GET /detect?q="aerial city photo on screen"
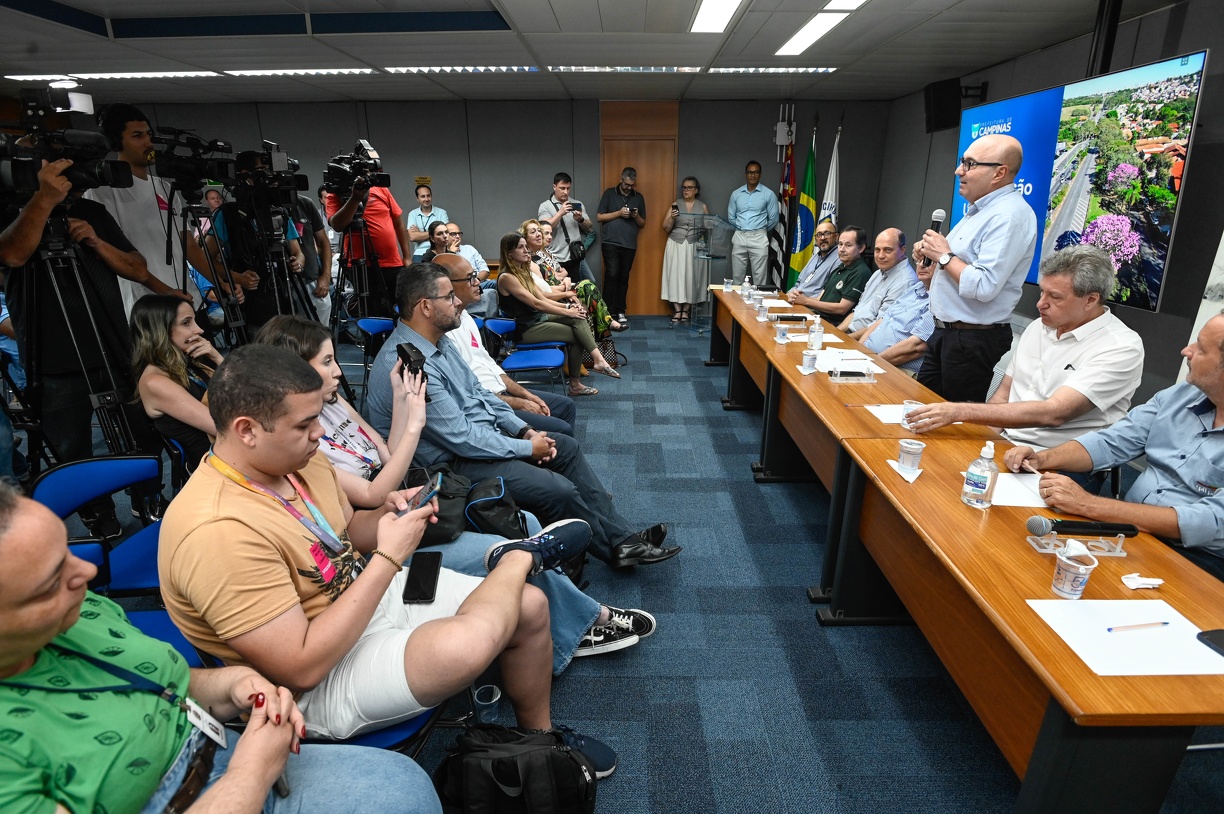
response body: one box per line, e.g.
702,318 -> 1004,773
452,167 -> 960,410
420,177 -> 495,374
1044,52 -> 1205,311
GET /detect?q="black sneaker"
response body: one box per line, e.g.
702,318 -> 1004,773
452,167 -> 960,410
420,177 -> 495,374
79,508 -> 122,541
554,725 -> 617,780
484,519 -> 591,576
132,493 -> 171,522
602,605 -> 656,638
575,621 -> 639,658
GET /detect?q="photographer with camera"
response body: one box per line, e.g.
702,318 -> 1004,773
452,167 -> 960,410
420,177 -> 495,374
293,192 -> 333,325
323,142 -> 407,318
0,155 -> 169,536
89,104 -> 215,316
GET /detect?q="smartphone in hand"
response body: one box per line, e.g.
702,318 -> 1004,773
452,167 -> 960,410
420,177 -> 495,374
397,472 -> 442,518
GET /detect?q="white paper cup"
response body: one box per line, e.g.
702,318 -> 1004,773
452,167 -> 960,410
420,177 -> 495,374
897,439 -> 925,471
1051,551 -> 1098,599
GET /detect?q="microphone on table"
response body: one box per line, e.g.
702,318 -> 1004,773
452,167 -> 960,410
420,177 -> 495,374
1025,516 -> 1139,538
921,208 -> 946,268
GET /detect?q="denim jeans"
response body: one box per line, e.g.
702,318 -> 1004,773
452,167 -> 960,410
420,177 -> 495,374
415,516 -> 599,675
0,406 -> 27,484
139,731 -> 441,814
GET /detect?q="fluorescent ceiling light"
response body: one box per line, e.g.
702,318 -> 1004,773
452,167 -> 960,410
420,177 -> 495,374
49,79 -> 80,89
225,68 -> 374,76
691,0 -> 743,33
386,66 -> 538,74
4,74 -> 73,81
549,66 -> 701,73
824,0 -> 868,9
776,13 -> 849,56
73,71 -> 220,79
710,67 -> 836,74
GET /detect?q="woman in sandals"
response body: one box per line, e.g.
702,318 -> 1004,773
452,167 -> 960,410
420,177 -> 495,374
534,220 -> 625,337
496,231 -> 620,397
661,175 -> 709,326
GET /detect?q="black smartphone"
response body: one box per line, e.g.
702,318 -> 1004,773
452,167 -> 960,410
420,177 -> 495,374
1197,629 -> 1224,658
571,202 -> 582,211
401,551 -> 443,604
395,342 -> 430,401
397,472 -> 442,517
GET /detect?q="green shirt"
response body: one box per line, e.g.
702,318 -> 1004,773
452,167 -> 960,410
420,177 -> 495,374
818,257 -> 872,306
0,593 -> 194,814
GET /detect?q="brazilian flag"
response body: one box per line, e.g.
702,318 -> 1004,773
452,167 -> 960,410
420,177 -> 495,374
788,132 -> 817,290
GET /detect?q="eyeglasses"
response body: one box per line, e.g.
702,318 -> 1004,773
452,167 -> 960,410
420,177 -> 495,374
420,290 -> 460,305
745,169 -> 762,176
958,156 -> 1003,171
448,231 -> 463,237
450,273 -> 479,284
681,185 -> 698,190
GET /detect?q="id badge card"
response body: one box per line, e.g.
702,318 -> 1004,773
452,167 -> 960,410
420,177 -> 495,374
184,697 -> 229,748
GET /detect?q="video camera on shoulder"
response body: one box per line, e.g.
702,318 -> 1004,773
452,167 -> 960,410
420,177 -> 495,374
0,88 -> 132,202
323,139 -> 391,198
149,126 -> 236,200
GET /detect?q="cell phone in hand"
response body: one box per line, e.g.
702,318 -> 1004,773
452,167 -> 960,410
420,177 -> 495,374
397,472 -> 442,517
571,202 -> 582,211
396,342 -> 430,402
401,550 -> 442,604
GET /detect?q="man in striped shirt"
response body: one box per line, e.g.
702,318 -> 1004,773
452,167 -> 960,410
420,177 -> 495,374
858,256 -> 936,376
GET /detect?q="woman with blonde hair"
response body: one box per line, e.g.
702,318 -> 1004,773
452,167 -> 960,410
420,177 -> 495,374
497,231 -> 619,396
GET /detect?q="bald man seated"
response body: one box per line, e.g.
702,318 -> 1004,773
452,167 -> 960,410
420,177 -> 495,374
840,228 -> 916,335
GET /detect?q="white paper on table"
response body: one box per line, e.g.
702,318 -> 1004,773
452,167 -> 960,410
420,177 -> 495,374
885,459 -> 922,483
794,365 -> 817,376
762,298 -> 791,308
1027,599 -> 1224,676
864,404 -> 906,424
811,350 -> 884,375
988,472 -> 1048,507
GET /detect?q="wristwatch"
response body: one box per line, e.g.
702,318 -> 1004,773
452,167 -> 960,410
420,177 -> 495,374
938,252 -> 955,268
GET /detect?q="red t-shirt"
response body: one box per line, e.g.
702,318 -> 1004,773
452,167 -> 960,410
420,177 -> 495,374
324,186 -> 405,268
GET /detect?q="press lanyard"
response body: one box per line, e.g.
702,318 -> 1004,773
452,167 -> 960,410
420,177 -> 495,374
207,453 -> 346,555
321,425 -> 378,468
3,643 -> 182,702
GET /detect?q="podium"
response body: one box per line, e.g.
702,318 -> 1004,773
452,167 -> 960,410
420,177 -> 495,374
688,214 -> 735,335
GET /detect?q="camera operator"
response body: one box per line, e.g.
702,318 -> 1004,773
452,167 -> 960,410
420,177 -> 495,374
202,150 -> 308,332
0,158 -> 169,536
293,191 -> 333,325
324,162 -> 408,318
88,104 -> 213,315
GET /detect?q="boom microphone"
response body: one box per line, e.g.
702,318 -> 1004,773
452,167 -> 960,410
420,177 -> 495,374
1025,516 -> 1139,538
921,208 -> 946,267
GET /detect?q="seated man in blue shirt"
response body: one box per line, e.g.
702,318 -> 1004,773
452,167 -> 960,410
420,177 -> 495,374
858,257 -> 935,375
365,263 -> 680,570
1004,312 -> 1224,580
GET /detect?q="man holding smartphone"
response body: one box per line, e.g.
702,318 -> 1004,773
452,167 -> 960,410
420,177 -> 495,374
159,345 -> 619,779
596,167 -> 646,325
538,172 -> 593,282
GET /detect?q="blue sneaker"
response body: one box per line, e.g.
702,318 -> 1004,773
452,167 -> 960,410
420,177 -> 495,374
483,519 -> 591,576
555,725 -> 617,780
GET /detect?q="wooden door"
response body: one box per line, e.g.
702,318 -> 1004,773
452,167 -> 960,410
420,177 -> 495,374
600,102 -> 678,316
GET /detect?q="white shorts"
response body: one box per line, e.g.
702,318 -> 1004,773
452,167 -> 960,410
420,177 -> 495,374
298,567 -> 483,739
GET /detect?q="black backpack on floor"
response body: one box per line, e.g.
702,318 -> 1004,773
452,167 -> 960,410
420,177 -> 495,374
433,724 -> 597,813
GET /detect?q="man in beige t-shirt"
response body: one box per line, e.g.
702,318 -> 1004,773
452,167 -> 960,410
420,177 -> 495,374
158,346 -> 614,774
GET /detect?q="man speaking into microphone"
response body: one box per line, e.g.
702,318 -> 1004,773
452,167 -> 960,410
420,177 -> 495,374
913,134 -> 1036,402
1003,313 -> 1224,581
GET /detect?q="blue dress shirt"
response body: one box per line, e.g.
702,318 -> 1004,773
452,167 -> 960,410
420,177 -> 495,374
727,185 -> 779,232
1077,383 -> 1224,557
931,185 -> 1036,324
793,248 -> 840,297
366,321 -> 531,466
849,261 -> 917,332
861,280 -> 935,373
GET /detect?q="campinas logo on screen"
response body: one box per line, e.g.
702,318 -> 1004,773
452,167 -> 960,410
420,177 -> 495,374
970,118 -> 1013,139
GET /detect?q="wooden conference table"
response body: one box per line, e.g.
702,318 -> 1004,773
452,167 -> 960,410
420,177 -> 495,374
706,288 -> 1224,813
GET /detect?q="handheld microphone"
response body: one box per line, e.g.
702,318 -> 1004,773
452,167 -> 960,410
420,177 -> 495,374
1025,516 -> 1139,538
921,208 -> 946,267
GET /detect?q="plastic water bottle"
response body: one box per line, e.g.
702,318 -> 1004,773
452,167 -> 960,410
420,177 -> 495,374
961,441 -> 999,509
807,321 -> 824,350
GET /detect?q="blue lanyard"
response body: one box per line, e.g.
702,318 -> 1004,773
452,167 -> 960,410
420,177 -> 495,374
2,644 -> 182,705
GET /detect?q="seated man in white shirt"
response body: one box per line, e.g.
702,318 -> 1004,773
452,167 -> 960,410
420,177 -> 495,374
435,254 -> 576,436
907,245 -> 1143,485
446,222 -> 497,318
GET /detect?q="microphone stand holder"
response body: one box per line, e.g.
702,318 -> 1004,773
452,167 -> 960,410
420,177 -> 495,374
1026,531 -> 1128,557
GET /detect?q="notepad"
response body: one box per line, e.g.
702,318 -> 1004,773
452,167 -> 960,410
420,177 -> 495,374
990,473 -> 1047,507
1027,599 -> 1224,676
762,298 -> 791,308
864,404 -> 906,424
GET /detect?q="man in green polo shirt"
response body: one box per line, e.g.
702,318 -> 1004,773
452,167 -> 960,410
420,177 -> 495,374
792,225 -> 872,319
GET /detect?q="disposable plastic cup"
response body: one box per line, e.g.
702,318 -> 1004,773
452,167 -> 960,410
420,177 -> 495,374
723,278 -> 734,291
1051,551 -> 1098,599
775,323 -> 789,341
901,400 -> 923,431
897,439 -> 925,471
473,684 -> 502,723
801,349 -> 819,373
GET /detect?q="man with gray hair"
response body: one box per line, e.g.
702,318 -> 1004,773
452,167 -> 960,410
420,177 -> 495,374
906,245 -> 1144,466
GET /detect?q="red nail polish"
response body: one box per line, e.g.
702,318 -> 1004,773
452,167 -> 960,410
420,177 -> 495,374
293,742 -> 300,755
247,693 -> 258,701
300,725 -> 307,738
275,714 -> 281,725
254,693 -> 265,708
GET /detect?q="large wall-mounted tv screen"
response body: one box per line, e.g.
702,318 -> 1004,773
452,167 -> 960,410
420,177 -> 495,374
950,51 -> 1207,312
